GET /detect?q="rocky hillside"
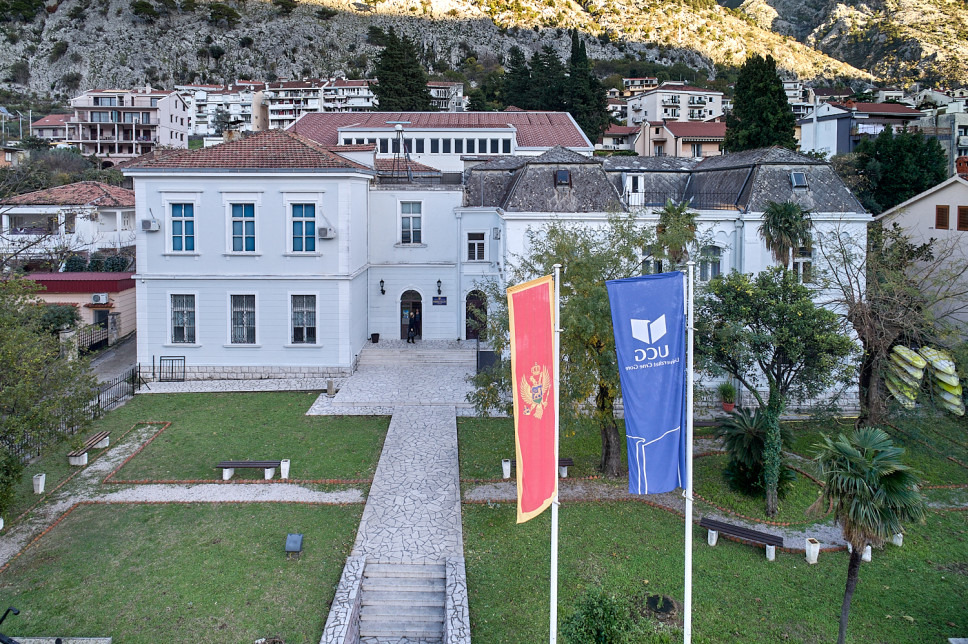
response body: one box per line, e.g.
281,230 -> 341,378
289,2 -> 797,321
1,0 -> 873,100
725,0 -> 968,86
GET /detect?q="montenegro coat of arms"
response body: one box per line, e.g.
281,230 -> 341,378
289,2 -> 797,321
519,363 -> 552,419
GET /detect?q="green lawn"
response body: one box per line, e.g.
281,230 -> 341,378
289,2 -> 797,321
693,453 -> 822,524
458,416 -> 627,481
0,503 -> 360,643
99,392 -> 388,481
463,502 -> 968,643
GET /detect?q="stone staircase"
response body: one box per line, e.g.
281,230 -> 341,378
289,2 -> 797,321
358,561 -> 446,643
357,341 -> 476,368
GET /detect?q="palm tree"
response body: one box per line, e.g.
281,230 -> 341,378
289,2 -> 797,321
759,201 -> 812,268
656,199 -> 698,265
809,428 -> 926,644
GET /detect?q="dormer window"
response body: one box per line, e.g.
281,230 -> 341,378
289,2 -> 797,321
791,172 -> 808,189
555,170 -> 571,186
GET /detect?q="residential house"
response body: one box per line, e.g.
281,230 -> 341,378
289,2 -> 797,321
808,87 -> 853,104
626,82 -> 724,126
264,79 -> 328,130
0,145 -> 25,168
27,271 -> 137,342
427,82 -> 466,112
798,102 -> 924,158
30,113 -> 71,142
875,175 -> 968,329
175,82 -> 267,135
597,125 -> 640,152
607,98 -> 628,122
915,111 -> 968,177
623,77 -> 659,96
637,121 -> 725,158
288,110 -> 593,173
65,87 -> 191,165
874,87 -> 906,104
321,78 -> 377,112
783,80 -> 813,120
125,125 -> 868,403
0,181 -> 136,267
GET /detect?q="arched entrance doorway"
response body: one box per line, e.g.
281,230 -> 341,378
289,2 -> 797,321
400,290 -> 422,340
465,290 -> 487,340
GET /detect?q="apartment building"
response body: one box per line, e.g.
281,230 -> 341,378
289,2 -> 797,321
29,113 -> 71,142
65,87 -> 190,165
626,82 -> 724,126
427,81 -> 466,112
637,121 -> 725,158
622,77 -> 658,96
175,82 -> 267,135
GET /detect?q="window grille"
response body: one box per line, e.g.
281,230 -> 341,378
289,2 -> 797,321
171,294 -> 195,343
231,295 -> 256,344
292,295 -> 316,344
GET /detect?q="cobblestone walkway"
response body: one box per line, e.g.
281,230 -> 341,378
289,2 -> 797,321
353,405 -> 463,562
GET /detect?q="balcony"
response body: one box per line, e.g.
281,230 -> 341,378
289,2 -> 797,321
661,96 -> 681,106
688,97 -> 707,106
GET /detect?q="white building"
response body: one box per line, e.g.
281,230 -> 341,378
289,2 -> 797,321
626,82 -> 724,126
175,82 -> 267,136
124,124 -> 869,385
65,87 -> 191,165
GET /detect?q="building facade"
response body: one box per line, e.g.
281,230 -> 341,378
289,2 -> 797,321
637,121 -> 725,158
65,87 -> 191,165
626,82 -> 724,127
175,83 -> 267,136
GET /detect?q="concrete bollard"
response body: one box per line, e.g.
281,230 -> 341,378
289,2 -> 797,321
502,459 -> 511,479
707,530 -> 719,546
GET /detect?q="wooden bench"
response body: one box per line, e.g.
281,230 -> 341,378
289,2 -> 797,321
216,460 -> 282,481
504,457 -> 575,479
67,431 -> 111,466
699,516 -> 784,561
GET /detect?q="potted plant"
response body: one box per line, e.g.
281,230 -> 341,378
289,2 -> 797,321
718,382 -> 736,412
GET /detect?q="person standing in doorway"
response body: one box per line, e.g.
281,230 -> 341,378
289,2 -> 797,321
407,310 -> 417,343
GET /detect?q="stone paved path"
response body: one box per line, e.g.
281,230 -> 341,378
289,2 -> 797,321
352,405 -> 463,562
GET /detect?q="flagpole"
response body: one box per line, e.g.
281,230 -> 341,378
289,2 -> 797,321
550,263 -> 562,644
684,261 -> 695,643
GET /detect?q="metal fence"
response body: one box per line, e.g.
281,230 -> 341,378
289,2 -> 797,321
4,366 -> 142,464
77,324 -> 109,353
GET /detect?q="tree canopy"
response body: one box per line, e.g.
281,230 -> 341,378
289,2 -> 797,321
372,28 -> 433,112
564,31 -> 610,144
832,128 -> 947,215
468,213 -> 653,477
723,54 -> 797,152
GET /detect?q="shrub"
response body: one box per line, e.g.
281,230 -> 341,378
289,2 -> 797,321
561,588 -> 633,644
131,0 -> 159,22
273,0 -> 297,14
49,40 -> 68,62
714,408 -> 796,498
0,450 -> 21,518
238,35 -> 253,48
315,6 -> 337,20
208,44 -> 225,61
104,255 -> 130,272
87,252 -> 105,272
208,2 -> 240,28
8,59 -> 29,84
63,254 -> 88,272
40,303 -> 80,332
60,71 -> 82,91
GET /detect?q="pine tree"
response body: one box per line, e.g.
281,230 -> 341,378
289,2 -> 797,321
372,28 -> 433,112
528,46 -> 566,112
503,46 -> 532,110
564,32 -> 610,143
723,54 -> 797,152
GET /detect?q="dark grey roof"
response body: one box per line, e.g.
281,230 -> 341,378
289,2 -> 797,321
529,145 -> 602,165
603,156 -> 699,172
693,147 -> 824,171
465,155 -> 531,171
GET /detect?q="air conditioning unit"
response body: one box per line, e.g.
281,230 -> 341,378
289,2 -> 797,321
92,293 -> 109,304
141,219 -> 160,232
318,226 -> 336,239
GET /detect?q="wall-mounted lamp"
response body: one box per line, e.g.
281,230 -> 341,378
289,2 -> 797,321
379,279 -> 385,295
437,279 -> 442,295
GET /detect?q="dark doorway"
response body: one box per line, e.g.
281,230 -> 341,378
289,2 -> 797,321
465,290 -> 487,340
400,290 -> 422,340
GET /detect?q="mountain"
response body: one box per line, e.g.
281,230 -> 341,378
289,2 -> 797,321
1,0 -> 873,101
724,0 -> 968,87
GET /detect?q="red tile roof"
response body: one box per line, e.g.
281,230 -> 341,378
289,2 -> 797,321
123,129 -> 373,171
604,125 -> 639,136
654,82 -> 721,94
833,102 -> 922,116
1,182 -> 135,207
374,158 -> 441,174
27,272 -> 135,293
663,121 -> 727,139
289,111 -> 592,149
31,113 -> 72,127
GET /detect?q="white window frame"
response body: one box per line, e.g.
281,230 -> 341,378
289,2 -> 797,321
699,246 -> 722,282
227,293 -> 258,346
283,192 -> 324,255
222,192 -> 263,255
691,143 -> 703,158
161,192 -> 202,255
399,201 -> 424,246
287,292 -> 320,346
793,247 -> 813,284
466,231 -> 487,262
166,291 -> 200,346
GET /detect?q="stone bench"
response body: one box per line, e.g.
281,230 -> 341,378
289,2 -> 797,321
216,460 -> 282,481
699,516 -> 784,561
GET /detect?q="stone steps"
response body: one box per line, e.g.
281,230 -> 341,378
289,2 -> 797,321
357,346 -> 476,367
359,561 -> 446,640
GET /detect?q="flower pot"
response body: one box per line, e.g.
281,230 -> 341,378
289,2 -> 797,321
281,459 -> 290,480
502,459 -> 511,479
371,333 -> 380,343
805,537 -> 820,564
721,402 -> 735,412
33,472 -> 46,494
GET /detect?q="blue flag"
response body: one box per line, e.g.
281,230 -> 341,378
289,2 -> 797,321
606,272 -> 686,494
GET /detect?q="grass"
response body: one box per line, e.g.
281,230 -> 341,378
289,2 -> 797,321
462,501 -> 968,643
693,453 -> 822,524
0,503 -> 361,643
458,416 -> 627,481
96,392 -> 389,481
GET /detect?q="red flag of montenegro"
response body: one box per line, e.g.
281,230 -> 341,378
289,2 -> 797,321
508,275 -> 557,524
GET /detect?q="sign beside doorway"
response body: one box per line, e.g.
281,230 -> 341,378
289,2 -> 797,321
432,296 -> 447,306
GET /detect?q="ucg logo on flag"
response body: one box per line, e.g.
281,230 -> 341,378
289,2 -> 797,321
606,273 -> 686,495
